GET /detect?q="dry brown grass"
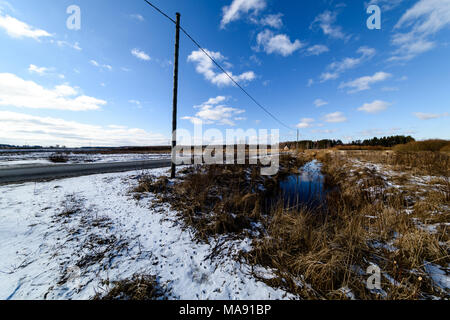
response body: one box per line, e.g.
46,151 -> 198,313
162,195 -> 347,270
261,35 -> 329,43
246,151 -> 449,299
94,275 -> 168,300
334,145 -> 390,151
133,151 -> 449,299
134,154 -> 310,242
245,205 -> 371,299
394,140 -> 450,152
441,144 -> 450,153
339,150 -> 449,176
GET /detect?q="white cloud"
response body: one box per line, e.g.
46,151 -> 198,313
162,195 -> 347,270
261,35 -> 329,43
28,64 -> 49,75
203,96 -> 227,105
0,73 -> 107,111
90,60 -> 112,71
182,96 -> 245,126
320,47 -> 376,82
188,49 -> 256,87
258,13 -> 283,28
311,129 -> 337,134
29,64 -> 65,80
390,0 -> 450,61
339,72 -> 392,93
131,48 -> 151,61
0,13 -> 52,40
249,54 -> 262,66
367,0 -> 405,11
414,112 -> 449,120
359,127 -> 417,137
311,10 -> 350,40
129,100 -> 142,108
358,100 -> 391,113
314,99 -> 328,107
306,44 -> 329,56
320,72 -> 339,82
130,14 -> 144,22
221,0 -> 267,28
56,40 -> 82,51
0,110 -> 168,147
256,29 -> 304,56
390,34 -> 435,61
323,112 -> 347,123
0,1 -> 15,12
296,118 -> 315,129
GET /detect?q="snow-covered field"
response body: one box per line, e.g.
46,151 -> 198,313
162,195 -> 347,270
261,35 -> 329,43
0,168 -> 292,300
0,152 -> 170,169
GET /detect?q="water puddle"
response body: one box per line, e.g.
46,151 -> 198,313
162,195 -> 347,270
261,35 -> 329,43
277,160 -> 327,210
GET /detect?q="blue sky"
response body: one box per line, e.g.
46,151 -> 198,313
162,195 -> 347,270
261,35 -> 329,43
0,0 -> 449,147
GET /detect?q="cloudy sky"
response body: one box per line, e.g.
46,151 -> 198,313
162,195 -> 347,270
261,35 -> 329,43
0,0 -> 449,147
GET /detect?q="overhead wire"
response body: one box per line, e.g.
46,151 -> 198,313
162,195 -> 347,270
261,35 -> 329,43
143,0 -> 294,131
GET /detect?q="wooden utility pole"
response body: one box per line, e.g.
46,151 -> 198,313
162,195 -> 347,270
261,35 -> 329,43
171,12 -> 181,179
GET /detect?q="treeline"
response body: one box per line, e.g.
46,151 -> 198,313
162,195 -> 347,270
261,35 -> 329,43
0,144 -> 44,149
282,136 -> 416,150
350,136 -> 415,148
282,139 -> 344,150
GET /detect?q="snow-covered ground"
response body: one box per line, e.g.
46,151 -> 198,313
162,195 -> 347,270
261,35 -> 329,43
0,168 -> 293,300
0,152 -> 170,169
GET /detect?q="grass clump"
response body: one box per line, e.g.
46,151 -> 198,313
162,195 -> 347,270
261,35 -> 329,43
94,275 -> 168,300
441,144 -> 450,153
134,175 -> 170,194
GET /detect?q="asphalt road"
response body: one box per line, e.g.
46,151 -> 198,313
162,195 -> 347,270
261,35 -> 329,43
0,159 -> 172,184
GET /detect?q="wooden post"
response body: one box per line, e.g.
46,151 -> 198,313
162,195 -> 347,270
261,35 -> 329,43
171,13 -> 181,179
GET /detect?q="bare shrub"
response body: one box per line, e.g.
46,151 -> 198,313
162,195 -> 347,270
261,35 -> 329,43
49,153 -> 69,163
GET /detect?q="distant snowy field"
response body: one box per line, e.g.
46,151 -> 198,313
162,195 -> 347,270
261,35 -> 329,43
0,152 -> 170,168
0,168 -> 292,300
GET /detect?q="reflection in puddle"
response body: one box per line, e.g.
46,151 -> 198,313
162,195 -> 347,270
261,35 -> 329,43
278,160 -> 326,209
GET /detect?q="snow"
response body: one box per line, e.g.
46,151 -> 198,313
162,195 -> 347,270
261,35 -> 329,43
0,168 -> 293,300
424,263 -> 450,292
338,287 -> 355,300
0,152 -> 170,169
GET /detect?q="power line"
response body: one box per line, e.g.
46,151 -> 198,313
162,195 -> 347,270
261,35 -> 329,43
143,0 -> 293,131
144,0 -> 176,24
